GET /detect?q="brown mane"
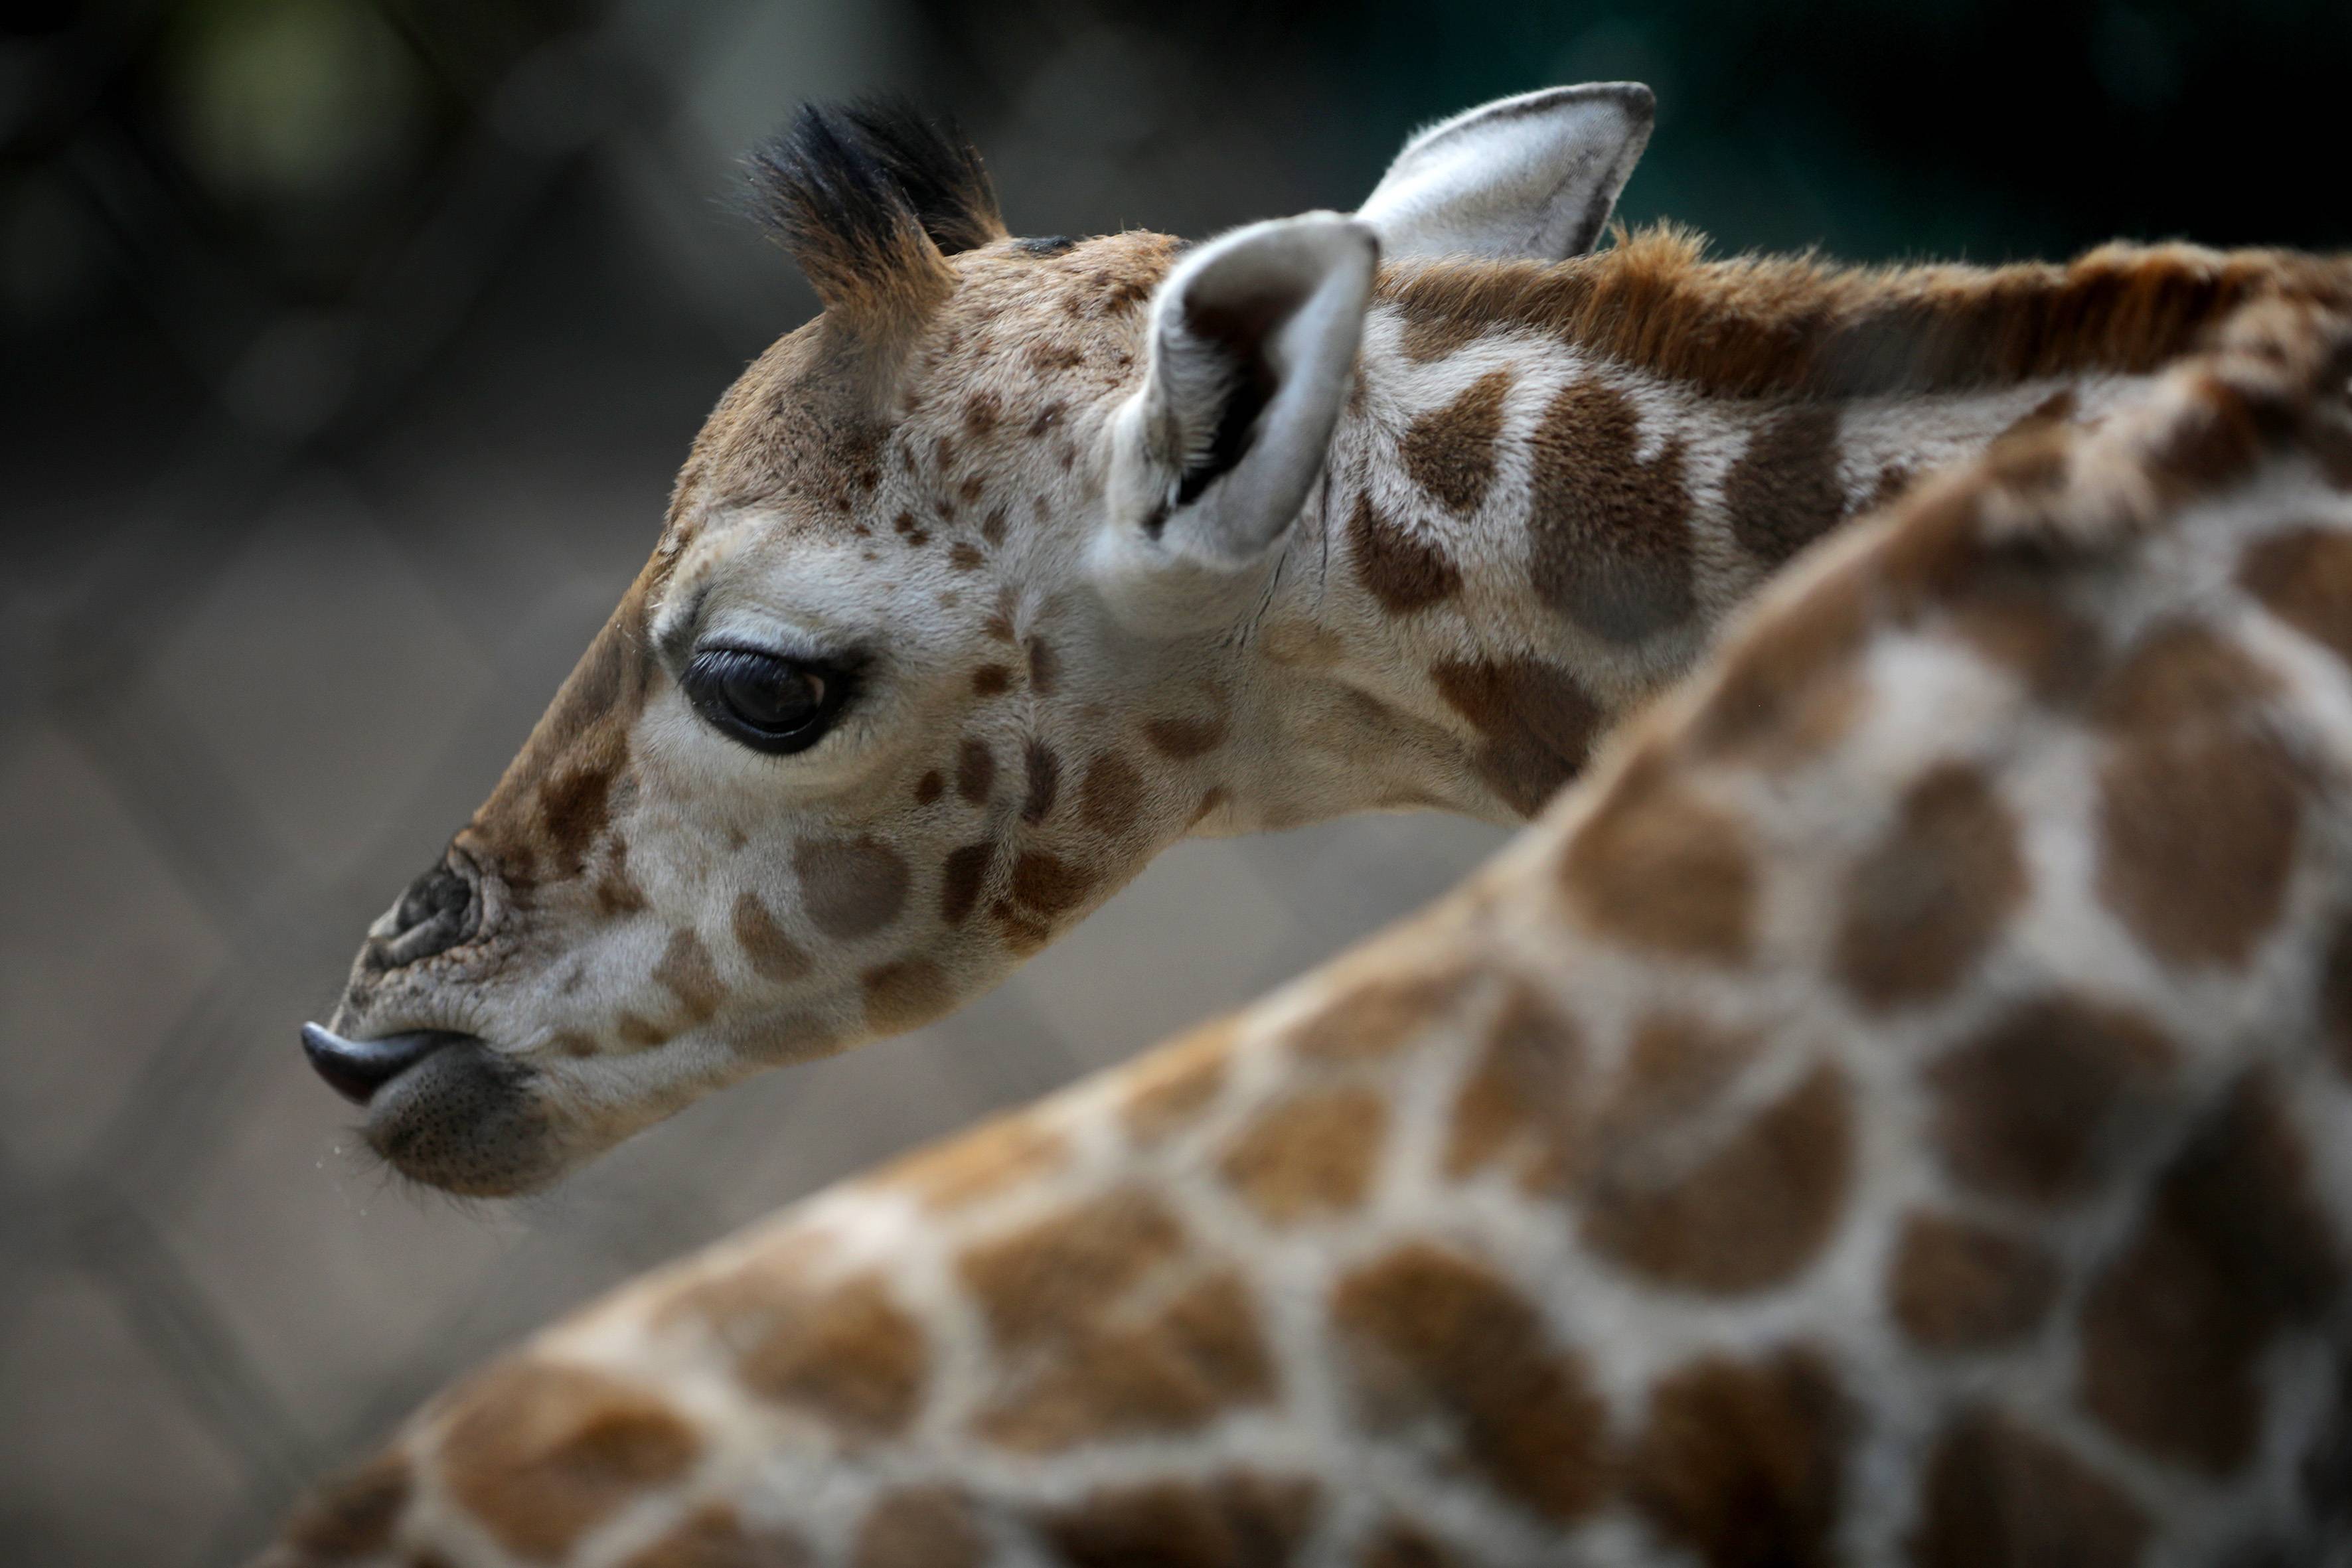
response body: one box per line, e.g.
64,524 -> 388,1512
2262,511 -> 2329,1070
1376,222 -> 2352,400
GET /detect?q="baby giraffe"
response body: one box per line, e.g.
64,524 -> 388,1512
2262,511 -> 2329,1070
263,293 -> 2352,1564
297,86 -> 2352,1195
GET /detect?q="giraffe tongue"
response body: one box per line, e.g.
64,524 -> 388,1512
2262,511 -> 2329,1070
299,1024 -> 471,1106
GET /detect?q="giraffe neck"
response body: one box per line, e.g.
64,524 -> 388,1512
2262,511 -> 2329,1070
274,297 -> 2352,1568
1239,230 -> 2350,824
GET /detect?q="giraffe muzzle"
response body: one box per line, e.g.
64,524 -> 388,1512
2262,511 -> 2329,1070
365,856 -> 483,972
299,1024 -> 471,1106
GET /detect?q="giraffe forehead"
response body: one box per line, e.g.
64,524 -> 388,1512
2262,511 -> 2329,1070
655,520 -> 903,636
669,232 -> 1171,548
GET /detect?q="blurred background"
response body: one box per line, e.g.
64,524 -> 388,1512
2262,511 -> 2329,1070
4,0 -> 2349,1561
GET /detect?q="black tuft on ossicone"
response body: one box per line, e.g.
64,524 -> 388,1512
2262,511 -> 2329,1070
834,100 -> 1004,256
744,100 -> 1004,309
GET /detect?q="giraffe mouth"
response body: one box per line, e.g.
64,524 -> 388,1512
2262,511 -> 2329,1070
302,1023 -> 562,1196
300,1024 -> 475,1106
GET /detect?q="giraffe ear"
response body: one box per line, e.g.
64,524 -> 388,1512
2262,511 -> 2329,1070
1358,83 -> 1654,262
1091,213 -> 1377,633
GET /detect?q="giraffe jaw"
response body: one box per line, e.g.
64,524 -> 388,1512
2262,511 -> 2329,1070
304,1024 -> 566,1197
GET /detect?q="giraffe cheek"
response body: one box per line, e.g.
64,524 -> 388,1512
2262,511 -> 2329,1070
792,836 -> 914,938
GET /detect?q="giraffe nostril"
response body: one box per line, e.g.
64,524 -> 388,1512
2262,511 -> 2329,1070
370,857 -> 480,970
300,1024 -> 472,1105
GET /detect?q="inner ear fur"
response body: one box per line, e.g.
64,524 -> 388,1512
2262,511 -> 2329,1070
1360,82 -> 1655,262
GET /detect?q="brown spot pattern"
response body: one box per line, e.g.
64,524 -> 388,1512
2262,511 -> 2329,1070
1032,1474 -> 1319,1568
1868,462 -> 1914,510
489,586 -> 653,885
791,837 -> 910,939
862,959 -> 952,1031
1348,493 -> 1462,615
538,753 -> 625,883
1725,404 -> 1849,567
962,390 -> 1000,436
1079,751 -> 1146,837
1332,1242 -> 1610,1522
2094,617 -> 2278,729
1561,756 -> 1755,963
940,840 -> 996,925
960,1189 -> 1186,1352
618,1504 -> 811,1568
1443,981 -> 1582,1188
1357,1519 -> 1476,1568
1219,1084 -> 1388,1223
738,1274 -> 929,1439
1024,398 -> 1069,437
1289,966 -> 1474,1063
439,1360 -> 700,1563
2094,623 -> 2298,968
1910,1408 -> 2149,1568
1889,1211 -> 2060,1351
1021,741 -> 1060,824
854,1488 -> 985,1568
1836,763 -> 2027,1011
1122,1019 -> 1236,1144
1430,657 -> 1601,816
1009,848 -> 1093,917
2240,523 -> 2352,667
2080,1074 -> 2341,1475
1399,368 -> 1513,513
989,899 -> 1052,956
1945,575 -> 2102,702
1928,997 -> 2177,1206
730,892 -> 809,984
1626,1349 -> 1849,1568
1144,713 -> 1229,761
1026,634 -> 1059,694
976,1269 -> 1275,1452
1688,565 -> 1871,767
653,929 -> 725,1024
1526,378 -> 1695,645
957,738 -> 996,804
593,862 -> 648,918
279,1450 -> 410,1560
1583,1042 -> 1855,1295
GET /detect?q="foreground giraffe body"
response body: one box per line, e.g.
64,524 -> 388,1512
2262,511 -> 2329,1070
299,88 -> 2352,1193
268,299 -> 2352,1565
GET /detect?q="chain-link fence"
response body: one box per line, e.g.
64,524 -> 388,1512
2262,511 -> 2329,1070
9,2 -> 2351,1562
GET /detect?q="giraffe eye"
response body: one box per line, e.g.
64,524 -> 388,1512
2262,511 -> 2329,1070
682,648 -> 849,755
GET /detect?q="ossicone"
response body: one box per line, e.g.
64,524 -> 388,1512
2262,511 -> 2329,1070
744,99 -> 1008,343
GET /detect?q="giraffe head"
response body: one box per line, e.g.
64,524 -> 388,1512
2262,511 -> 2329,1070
299,86 -> 1654,1194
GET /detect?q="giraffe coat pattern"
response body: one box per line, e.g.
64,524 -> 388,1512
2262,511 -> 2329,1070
266,291 -> 2352,1567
